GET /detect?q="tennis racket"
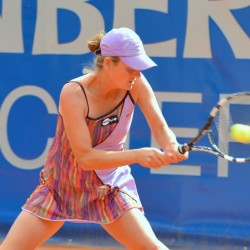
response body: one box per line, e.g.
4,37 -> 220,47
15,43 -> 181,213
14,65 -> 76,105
178,92 -> 250,163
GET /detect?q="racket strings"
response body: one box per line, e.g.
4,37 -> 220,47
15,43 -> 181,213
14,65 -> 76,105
213,107 -> 232,154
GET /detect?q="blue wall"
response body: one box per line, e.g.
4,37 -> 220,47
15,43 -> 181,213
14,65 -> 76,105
1,0 -> 250,244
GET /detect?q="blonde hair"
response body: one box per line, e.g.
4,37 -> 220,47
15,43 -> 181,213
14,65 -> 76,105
83,31 -> 120,74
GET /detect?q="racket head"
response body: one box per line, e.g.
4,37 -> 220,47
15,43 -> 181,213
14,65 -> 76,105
207,92 -> 250,162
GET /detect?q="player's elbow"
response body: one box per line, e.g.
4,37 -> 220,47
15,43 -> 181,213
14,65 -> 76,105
75,149 -> 97,171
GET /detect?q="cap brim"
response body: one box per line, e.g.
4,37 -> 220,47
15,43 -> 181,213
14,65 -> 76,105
120,54 -> 157,71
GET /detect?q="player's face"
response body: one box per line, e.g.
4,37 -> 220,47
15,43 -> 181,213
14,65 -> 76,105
108,59 -> 141,90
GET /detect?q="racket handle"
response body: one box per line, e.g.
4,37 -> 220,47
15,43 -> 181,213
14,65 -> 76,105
178,144 -> 189,154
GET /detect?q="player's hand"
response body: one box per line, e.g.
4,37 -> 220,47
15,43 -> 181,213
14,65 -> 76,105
163,142 -> 188,163
135,147 -> 175,169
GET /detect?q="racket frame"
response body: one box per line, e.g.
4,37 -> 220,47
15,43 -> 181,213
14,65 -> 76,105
178,92 -> 250,163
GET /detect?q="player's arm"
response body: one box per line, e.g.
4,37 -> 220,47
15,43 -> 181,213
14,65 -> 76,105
59,83 -> 140,170
133,75 -> 187,163
60,82 -> 168,170
134,75 -> 177,150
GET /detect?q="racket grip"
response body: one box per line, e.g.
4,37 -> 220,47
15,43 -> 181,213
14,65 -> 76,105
178,144 -> 189,154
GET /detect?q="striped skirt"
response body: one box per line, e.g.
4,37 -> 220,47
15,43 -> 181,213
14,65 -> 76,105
22,169 -> 142,224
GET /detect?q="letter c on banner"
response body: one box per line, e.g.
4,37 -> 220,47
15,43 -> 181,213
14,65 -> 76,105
0,86 -> 57,170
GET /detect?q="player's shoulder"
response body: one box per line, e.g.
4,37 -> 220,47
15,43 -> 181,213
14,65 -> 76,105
133,73 -> 152,92
59,77 -> 89,116
61,82 -> 81,99
61,74 -> 92,94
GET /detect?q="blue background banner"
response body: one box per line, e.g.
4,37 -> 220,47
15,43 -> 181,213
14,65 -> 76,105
1,0 -> 250,245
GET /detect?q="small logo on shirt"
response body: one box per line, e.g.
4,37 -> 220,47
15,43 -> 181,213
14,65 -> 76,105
101,115 -> 119,126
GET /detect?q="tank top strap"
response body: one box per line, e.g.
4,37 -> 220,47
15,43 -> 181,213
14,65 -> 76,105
68,81 -> 89,117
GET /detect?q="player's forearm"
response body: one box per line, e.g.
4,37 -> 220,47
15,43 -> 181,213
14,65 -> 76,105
152,124 -> 178,150
77,149 -> 137,170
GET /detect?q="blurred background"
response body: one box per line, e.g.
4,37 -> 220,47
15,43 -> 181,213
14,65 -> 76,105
1,0 -> 250,249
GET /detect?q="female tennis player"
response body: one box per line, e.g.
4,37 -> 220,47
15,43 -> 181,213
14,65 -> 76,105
0,27 -> 187,250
